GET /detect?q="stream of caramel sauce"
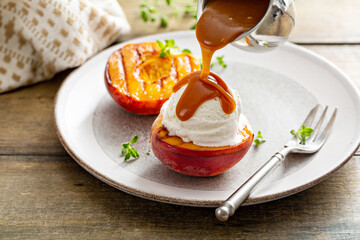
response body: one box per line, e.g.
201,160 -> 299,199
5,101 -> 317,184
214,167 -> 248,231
173,0 -> 269,121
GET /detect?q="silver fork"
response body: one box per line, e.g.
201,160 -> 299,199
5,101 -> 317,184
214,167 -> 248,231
215,104 -> 337,221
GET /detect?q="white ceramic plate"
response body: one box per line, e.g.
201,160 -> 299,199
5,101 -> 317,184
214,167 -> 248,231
54,31 -> 360,207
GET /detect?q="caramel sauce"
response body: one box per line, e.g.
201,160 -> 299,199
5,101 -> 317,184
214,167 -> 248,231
174,71 -> 235,121
173,0 -> 269,121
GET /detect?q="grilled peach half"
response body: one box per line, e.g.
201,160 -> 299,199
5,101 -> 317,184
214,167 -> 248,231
105,42 -> 200,115
150,115 -> 254,177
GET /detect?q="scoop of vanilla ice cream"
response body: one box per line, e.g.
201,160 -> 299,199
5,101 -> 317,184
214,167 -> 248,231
160,84 -> 248,147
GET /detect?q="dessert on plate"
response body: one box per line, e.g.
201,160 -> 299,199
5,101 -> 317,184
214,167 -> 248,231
151,71 -> 253,177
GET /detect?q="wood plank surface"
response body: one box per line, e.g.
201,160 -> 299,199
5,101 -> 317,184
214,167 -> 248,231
1,0 -> 360,238
291,0 -> 360,43
117,0 -> 360,44
0,72 -> 69,156
0,155 -> 359,239
304,45 -> 360,90
117,0 -> 197,41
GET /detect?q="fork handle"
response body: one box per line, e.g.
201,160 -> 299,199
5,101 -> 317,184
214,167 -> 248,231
215,152 -> 286,221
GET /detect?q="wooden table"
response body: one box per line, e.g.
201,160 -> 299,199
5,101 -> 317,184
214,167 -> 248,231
1,0 -> 359,238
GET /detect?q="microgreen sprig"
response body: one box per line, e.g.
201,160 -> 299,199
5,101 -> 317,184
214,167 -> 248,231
290,125 -> 314,144
181,48 -> 192,54
254,131 -> 266,146
140,0 -> 197,28
190,22 -> 197,30
121,135 -> 140,161
201,55 -> 227,70
156,39 -> 192,58
215,56 -> 227,68
208,56 -> 227,69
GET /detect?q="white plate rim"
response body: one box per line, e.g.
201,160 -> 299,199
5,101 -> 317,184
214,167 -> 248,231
54,30 -> 360,207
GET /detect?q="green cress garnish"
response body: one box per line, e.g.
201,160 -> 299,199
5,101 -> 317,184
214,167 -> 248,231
181,48 -> 192,54
156,39 -> 192,58
121,135 -> 140,161
253,131 -> 266,146
290,125 -> 314,144
209,56 -> 227,69
216,56 -> 227,68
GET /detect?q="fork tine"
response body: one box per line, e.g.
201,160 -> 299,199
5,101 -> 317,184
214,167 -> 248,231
315,108 -> 337,145
308,105 -> 328,141
301,104 -> 320,128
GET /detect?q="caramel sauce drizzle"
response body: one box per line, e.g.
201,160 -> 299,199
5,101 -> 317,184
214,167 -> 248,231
174,71 -> 235,121
173,0 -> 269,121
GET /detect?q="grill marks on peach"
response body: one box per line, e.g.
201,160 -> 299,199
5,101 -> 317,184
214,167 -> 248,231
106,42 -> 200,115
118,42 -> 200,101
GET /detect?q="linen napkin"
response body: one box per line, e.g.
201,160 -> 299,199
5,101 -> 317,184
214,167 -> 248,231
0,0 -> 130,93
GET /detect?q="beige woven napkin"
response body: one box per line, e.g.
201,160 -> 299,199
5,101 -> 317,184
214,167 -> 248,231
0,0 -> 130,93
